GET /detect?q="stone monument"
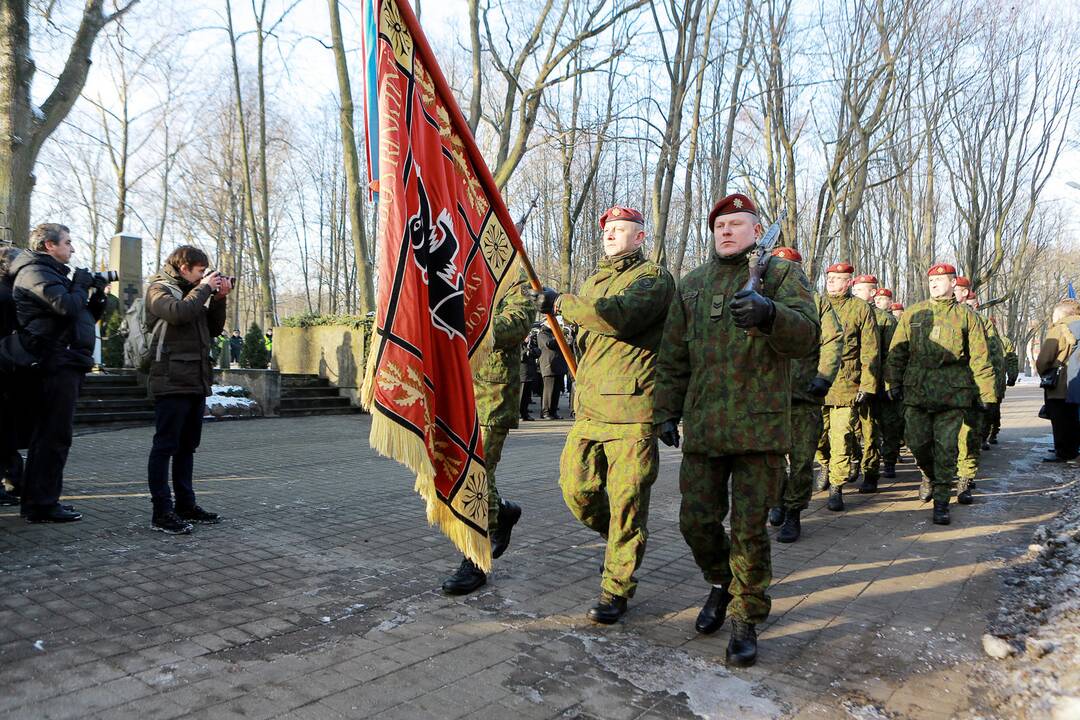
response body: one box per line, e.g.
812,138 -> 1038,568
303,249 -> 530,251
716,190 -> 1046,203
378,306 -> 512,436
108,233 -> 143,311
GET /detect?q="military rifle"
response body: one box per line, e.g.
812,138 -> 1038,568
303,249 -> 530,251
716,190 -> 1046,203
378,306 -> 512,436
742,209 -> 788,294
977,295 -> 1009,311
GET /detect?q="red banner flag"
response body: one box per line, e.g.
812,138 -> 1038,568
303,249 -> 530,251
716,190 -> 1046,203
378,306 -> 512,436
360,0 -> 523,571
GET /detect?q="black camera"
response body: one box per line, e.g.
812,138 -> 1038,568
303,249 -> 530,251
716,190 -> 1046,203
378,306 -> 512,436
205,270 -> 236,294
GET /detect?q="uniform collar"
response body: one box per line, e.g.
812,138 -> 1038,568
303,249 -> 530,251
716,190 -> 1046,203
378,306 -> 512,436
932,296 -> 956,306
599,248 -> 643,271
711,247 -> 753,267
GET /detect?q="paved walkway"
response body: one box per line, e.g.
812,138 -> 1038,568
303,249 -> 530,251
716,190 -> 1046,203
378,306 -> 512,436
0,387 -> 1066,719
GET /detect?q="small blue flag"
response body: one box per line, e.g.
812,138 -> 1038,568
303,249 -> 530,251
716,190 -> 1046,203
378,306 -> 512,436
1068,281 -> 1076,299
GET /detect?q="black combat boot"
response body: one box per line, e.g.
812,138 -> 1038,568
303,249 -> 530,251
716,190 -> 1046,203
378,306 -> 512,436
847,466 -> 861,485
490,500 -> 522,559
989,433 -> 999,445
858,476 -> 878,494
726,619 -> 758,668
918,473 -> 933,502
695,586 -> 732,634
932,500 -> 950,525
0,487 -> 17,506
826,485 -> 844,512
815,466 -> 829,492
882,463 -> 896,479
441,557 -> 487,595
587,592 -> 627,624
777,509 -> 801,543
957,478 -> 973,505
768,506 -> 785,527
982,441 -> 991,451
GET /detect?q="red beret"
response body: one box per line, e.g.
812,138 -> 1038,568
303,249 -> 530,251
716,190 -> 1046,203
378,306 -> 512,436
955,276 -> 971,288
599,206 -> 645,229
928,263 -> 956,276
707,193 -> 757,229
852,274 -> 878,285
875,288 -> 893,298
771,246 -> 802,262
890,302 -> 904,311
826,262 -> 855,274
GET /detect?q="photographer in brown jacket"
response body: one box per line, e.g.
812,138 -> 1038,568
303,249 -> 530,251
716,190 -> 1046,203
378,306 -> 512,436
1036,299 -> 1080,463
144,246 -> 232,534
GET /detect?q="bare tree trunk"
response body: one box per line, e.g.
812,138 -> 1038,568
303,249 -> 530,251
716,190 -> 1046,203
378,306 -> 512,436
328,0 -> 375,313
0,0 -> 137,247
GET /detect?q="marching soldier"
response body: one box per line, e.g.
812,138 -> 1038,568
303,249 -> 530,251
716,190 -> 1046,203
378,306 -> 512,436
989,323 -> 1019,444
441,274 -> 532,594
766,247 -> 843,543
848,274 -> 895,492
953,285 -> 1003,502
653,193 -> 818,667
873,288 -> 903,477
885,263 -> 996,524
544,206 -> 675,624
815,263 -> 878,511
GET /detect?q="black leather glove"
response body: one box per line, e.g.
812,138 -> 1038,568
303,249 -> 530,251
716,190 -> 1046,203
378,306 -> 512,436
854,390 -> 873,406
91,273 -> 110,291
71,268 -> 94,289
523,287 -> 560,315
729,289 -> 776,331
806,376 -> 831,398
657,420 -> 680,448
886,387 -> 903,403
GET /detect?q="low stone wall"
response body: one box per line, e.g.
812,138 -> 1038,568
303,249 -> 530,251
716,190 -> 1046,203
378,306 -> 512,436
214,369 -> 281,417
271,326 -> 369,405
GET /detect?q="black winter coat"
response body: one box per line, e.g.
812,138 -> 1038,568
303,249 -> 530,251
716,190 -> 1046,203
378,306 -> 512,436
520,333 -> 540,382
538,326 -> 568,377
11,251 -> 102,364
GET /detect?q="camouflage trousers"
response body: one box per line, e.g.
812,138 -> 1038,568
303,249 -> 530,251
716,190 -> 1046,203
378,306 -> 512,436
879,397 -> 905,465
816,406 -> 857,487
904,406 -> 963,503
854,399 -> 882,482
956,406 -> 990,481
781,402 -> 823,511
679,453 -> 780,625
482,425 -> 508,533
559,419 -> 658,599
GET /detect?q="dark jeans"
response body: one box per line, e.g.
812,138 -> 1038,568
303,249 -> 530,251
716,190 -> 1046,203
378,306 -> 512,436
148,395 -> 205,515
1045,398 -> 1080,459
542,375 -> 563,417
22,358 -> 85,510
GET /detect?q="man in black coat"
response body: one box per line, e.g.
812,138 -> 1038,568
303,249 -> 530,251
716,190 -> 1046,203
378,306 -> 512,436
0,245 -> 25,506
11,224 -> 107,523
538,324 -> 567,419
520,329 -> 540,420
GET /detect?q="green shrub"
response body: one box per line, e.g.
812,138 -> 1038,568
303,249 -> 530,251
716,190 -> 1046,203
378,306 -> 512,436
279,312 -> 373,331
239,322 -> 270,368
100,309 -> 126,368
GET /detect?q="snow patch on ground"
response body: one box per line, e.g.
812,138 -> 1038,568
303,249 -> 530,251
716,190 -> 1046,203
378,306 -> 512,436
569,631 -> 786,720
974,464 -> 1080,719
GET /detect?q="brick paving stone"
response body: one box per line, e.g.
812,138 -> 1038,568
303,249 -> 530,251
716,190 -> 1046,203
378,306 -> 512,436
0,386 -> 1066,718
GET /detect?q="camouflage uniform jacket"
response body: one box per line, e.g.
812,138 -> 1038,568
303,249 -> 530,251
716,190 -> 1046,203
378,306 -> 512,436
652,251 -> 819,456
823,293 -> 879,406
1002,336 -> 1019,385
791,293 -> 844,405
555,249 -> 674,424
873,306 -> 897,394
884,297 -> 997,409
980,315 -> 1006,401
474,278 -> 533,428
